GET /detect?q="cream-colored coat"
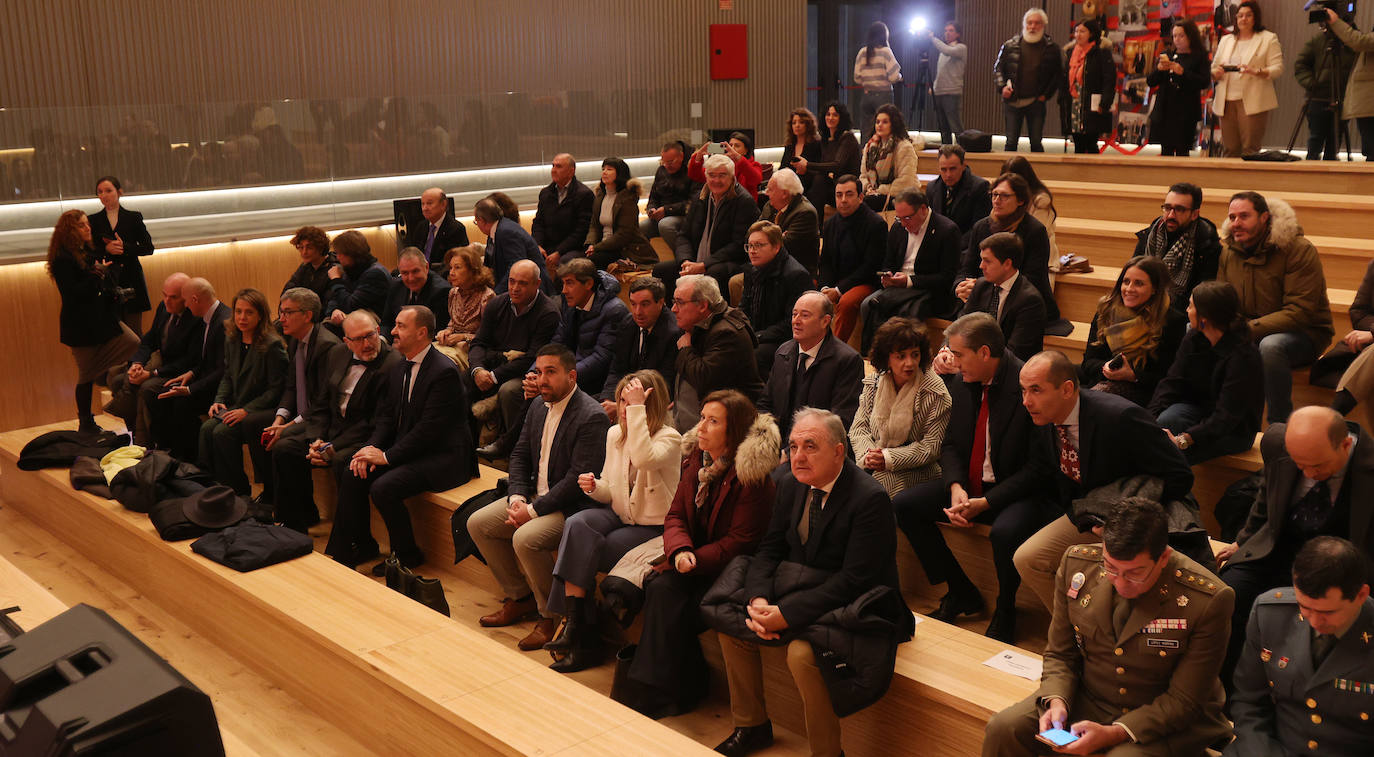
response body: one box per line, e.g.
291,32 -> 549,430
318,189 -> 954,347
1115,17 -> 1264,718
1211,30 -> 1283,117
588,403 -> 683,526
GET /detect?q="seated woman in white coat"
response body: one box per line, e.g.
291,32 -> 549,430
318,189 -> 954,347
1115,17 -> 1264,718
543,370 -> 682,673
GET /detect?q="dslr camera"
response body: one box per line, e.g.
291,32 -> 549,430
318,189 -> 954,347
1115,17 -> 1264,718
1308,0 -> 1357,24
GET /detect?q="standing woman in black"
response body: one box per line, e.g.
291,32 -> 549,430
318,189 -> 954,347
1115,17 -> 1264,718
1064,19 -> 1117,154
88,176 -> 155,334
804,101 -> 861,214
47,210 -> 140,433
1149,19 -> 1211,157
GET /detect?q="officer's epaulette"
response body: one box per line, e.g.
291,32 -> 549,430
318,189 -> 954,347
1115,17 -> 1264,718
1065,544 -> 1103,561
1252,587 -> 1299,607
1172,566 -> 1221,596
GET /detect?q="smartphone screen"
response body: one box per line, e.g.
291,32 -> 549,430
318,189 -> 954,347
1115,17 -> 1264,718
1036,728 -> 1079,747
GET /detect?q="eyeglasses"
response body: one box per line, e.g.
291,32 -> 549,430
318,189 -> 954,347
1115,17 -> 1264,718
671,298 -> 697,307
278,307 -> 303,317
895,213 -> 918,223
744,242 -> 773,252
1102,562 -> 1155,584
989,191 -> 1017,201
1160,204 -> 1194,215
342,331 -> 379,343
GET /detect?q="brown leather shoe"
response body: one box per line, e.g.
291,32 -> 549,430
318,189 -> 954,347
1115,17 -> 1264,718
479,596 -> 537,628
518,617 -> 560,651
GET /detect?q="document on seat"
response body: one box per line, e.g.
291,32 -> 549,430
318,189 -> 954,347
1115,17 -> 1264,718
982,649 -> 1042,681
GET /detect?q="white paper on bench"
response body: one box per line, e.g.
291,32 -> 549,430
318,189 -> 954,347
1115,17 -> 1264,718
983,649 -> 1043,681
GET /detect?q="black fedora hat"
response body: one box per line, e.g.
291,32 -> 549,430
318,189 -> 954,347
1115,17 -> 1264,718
181,485 -> 249,529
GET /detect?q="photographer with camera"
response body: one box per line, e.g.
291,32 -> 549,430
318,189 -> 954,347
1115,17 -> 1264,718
1296,8 -> 1357,160
1211,2 -> 1284,156
88,176 -> 155,335
46,210 -> 140,433
1323,7 -> 1374,160
1149,20 -> 1212,156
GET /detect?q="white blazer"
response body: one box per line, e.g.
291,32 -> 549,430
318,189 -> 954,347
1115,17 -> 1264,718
1211,30 -> 1283,117
588,404 -> 682,526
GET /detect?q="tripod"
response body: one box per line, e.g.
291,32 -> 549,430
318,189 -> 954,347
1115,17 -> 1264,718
907,50 -> 935,136
1287,24 -> 1352,160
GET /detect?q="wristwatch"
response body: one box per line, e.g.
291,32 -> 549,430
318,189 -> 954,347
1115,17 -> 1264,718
1176,434 -> 1193,450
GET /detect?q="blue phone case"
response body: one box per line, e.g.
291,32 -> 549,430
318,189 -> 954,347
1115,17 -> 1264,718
1038,728 -> 1079,746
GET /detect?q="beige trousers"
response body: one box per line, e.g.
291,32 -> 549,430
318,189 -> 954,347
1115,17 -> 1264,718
467,498 -> 565,617
1219,99 -> 1270,156
1012,514 -> 1097,612
718,633 -> 841,757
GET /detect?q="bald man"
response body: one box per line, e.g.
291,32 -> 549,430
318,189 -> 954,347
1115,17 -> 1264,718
106,272 -> 198,445
757,291 -> 864,442
403,187 -> 469,267
148,277 -> 233,460
531,153 -> 594,270
1217,406 -> 1374,686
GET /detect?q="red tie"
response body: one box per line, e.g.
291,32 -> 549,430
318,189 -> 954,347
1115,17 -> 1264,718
967,387 -> 990,496
1057,425 -> 1081,483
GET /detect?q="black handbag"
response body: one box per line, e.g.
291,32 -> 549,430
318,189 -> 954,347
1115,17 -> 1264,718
450,478 -> 508,564
380,554 -> 450,616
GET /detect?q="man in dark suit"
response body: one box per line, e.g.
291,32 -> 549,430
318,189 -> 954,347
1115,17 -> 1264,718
380,247 -> 452,337
759,291 -> 863,442
671,274 -> 763,430
896,313 -> 1050,642
249,288 -> 341,524
1012,350 -> 1194,612
531,153 -> 594,273
325,305 -> 475,571
926,144 -> 992,241
597,276 -> 681,419
273,310 -> 400,533
1215,406 -> 1374,685
107,271 -> 197,446
467,259 -> 561,438
819,174 -> 886,344
858,187 -> 963,354
1229,536 -> 1374,756
467,344 -> 610,651
953,231 -> 1046,361
713,408 -> 912,757
959,173 -> 1061,325
550,258 -> 627,394
402,187 -> 469,268
474,197 -> 553,295
149,276 -> 232,461
654,153 -> 759,296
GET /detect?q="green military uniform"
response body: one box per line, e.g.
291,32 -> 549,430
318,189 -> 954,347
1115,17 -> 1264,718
983,544 -> 1234,756
1227,589 -> 1374,756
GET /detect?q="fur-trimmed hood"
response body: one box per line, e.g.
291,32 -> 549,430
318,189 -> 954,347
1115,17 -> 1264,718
1220,197 -> 1302,250
680,413 -> 781,488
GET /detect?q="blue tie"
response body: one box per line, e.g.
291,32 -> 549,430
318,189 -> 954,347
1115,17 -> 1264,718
424,224 -> 437,261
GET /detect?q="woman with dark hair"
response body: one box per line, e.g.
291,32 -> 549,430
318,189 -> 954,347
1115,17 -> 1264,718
781,108 -> 822,194
199,288 -> 288,494
47,209 -> 140,433
1000,155 -> 1058,259
612,389 -> 779,718
88,175 -> 155,334
487,191 -> 522,222
1149,19 -> 1211,156
1211,1 -> 1283,156
1064,19 -> 1116,154
434,244 -> 495,370
1148,281 -> 1264,464
860,103 -> 921,215
854,21 -> 903,143
850,317 -> 951,497
1080,256 -> 1189,406
323,230 -> 390,326
687,131 -> 765,200
583,157 -> 655,269
805,101 -> 862,211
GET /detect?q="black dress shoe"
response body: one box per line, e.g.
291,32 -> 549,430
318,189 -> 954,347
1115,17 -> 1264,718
985,608 -> 1017,643
714,721 -> 773,756
476,442 -> 506,460
927,589 -> 984,622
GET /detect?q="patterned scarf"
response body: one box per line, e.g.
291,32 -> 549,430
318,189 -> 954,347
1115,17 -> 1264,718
1068,42 -> 1091,98
989,207 -> 1026,234
873,371 -> 921,448
1098,301 -> 1161,368
1144,218 -> 1198,303
864,136 -> 897,184
693,449 -> 732,520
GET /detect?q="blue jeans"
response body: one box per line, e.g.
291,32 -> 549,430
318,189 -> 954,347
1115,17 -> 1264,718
1258,331 -> 1320,423
1156,402 -> 1257,464
548,507 -> 662,617
1003,100 -> 1047,152
934,94 -> 964,145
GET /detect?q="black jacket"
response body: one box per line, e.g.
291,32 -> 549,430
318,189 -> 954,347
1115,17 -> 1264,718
759,194 -> 821,275
926,168 -> 992,239
275,325 -> 342,421
130,303 -> 198,368
175,302 -> 234,400
740,248 -> 814,348
939,354 -> 1038,509
468,291 -> 561,385
325,259 -> 390,320
995,34 -> 1063,101
367,346 -> 474,487
958,273 -> 1046,362
282,258 -> 335,306
50,252 -> 123,347
1147,329 -> 1264,449
89,206 -> 154,313
759,333 -> 865,440
819,203 -> 886,293
1067,43 -> 1117,136
552,271 -> 627,393
532,178 -> 594,256
647,163 -> 697,217
1147,50 -> 1212,128
882,212 -> 963,318
507,388 -> 611,515
403,215 -> 469,266
673,183 -> 759,267
1080,307 -> 1188,402
677,306 -> 763,402
380,271 -> 452,337
599,306 -> 682,401
306,340 -> 404,451
963,213 -> 1060,322
214,335 -> 288,411
1132,217 -> 1223,314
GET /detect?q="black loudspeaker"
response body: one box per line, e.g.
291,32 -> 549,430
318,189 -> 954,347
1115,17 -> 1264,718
0,604 -> 225,756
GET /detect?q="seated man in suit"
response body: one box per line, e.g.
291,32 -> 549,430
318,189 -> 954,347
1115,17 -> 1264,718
1228,536 -> 1374,756
249,287 -> 341,521
926,144 -> 992,242
671,274 -> 763,431
473,196 -> 552,295
467,259 -> 561,439
858,187 -> 963,354
897,312 -> 1050,642
325,305 -> 474,572
149,277 -> 232,461
324,230 -> 390,329
380,247 -> 451,337
759,291 -> 864,442
712,408 -> 911,757
597,276 -> 681,420
551,258 -> 626,395
403,187 -> 469,269
1214,406 -> 1374,687
818,174 -> 886,344
983,498 -> 1233,757
271,309 -> 400,533
960,173 -> 1061,327
946,231 -> 1046,365
738,220 -> 814,375
653,153 -> 758,297
106,271 -> 196,446
467,344 -> 610,651
531,153 -> 594,273
1012,350 -> 1194,612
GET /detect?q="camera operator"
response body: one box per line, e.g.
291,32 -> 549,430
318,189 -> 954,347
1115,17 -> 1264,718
88,176 -> 155,335
1296,9 -> 1356,160
46,210 -> 140,433
1149,20 -> 1212,156
1324,7 -> 1374,160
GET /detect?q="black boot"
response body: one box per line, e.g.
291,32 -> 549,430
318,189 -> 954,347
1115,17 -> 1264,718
77,415 -> 100,434
544,596 -> 584,655
549,601 -> 602,673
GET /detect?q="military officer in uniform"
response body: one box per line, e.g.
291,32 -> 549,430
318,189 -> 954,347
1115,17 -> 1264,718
984,498 -> 1234,756
1228,535 -> 1374,756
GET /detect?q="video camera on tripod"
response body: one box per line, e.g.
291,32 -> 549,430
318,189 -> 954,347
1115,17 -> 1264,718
1307,0 -> 1356,25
